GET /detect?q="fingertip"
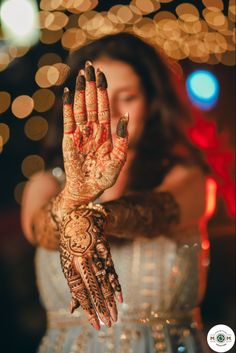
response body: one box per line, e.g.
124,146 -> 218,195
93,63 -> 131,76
116,115 -> 129,138
76,74 -> 86,90
85,64 -> 96,82
63,87 -> 71,105
97,71 -> 107,89
85,60 -> 92,67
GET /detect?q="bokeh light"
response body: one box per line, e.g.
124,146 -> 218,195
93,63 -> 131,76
32,89 -> 55,112
14,181 -> 27,204
0,0 -> 39,46
24,116 -> 48,140
0,123 -> 10,145
21,154 -> 45,178
40,28 -> 63,44
186,70 -> 220,110
61,28 -> 86,49
0,52 -> 10,72
0,91 -> 11,113
11,95 -> 34,118
35,65 -> 59,87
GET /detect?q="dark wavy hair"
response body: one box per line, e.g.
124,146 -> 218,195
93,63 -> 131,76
43,32 -> 208,190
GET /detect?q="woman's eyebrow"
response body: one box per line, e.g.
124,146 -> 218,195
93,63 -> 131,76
114,86 -> 137,93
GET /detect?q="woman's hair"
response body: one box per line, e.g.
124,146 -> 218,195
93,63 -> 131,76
44,32 -> 208,190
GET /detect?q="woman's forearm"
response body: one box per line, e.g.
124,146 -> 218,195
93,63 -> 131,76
103,191 -> 180,239
31,190 -> 81,250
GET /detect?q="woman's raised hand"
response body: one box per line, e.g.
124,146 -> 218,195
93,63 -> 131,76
62,61 -> 129,204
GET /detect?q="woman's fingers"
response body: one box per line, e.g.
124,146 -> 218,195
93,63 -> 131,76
110,113 -> 129,165
63,87 -> 75,134
73,256 -> 111,327
96,69 -> 110,124
85,61 -> 98,123
70,271 -> 100,330
108,267 -> 123,304
92,252 -> 118,322
74,71 -> 87,125
95,239 -> 123,305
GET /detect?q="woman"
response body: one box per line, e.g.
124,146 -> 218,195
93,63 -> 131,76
21,33 -> 215,352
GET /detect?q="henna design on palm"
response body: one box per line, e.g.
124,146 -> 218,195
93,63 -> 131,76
59,205 -> 122,330
62,61 -> 129,204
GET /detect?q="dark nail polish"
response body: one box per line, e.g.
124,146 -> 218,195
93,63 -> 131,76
76,74 -> 85,90
116,114 -> 129,138
97,72 -> 107,89
85,65 -> 95,81
85,60 -> 92,67
63,88 -> 71,104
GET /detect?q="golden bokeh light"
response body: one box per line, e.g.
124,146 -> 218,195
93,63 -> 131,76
228,2 -> 236,22
61,28 -> 86,50
32,89 -> 55,112
12,96 -> 34,119
116,5 -> 135,24
133,18 -> 156,38
176,3 -> 199,23
65,0 -> 98,13
204,32 -> 227,54
0,123 -> 10,145
133,0 -> 160,14
21,154 -> 45,178
40,29 -> 63,44
0,53 -> 10,72
46,11 -> 69,31
78,11 -> 97,28
154,11 -> 176,24
38,10 -> 55,29
38,53 -> 62,67
164,39 -> 190,60
178,19 -> 206,34
40,0 -> 63,11
14,181 -> 27,204
203,9 -> 228,30
202,0 -> 224,11
24,116 -> 48,141
35,65 -> 59,88
53,63 -> 70,85
0,92 -> 11,113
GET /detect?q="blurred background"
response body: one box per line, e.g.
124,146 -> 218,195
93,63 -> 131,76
0,1 -> 235,352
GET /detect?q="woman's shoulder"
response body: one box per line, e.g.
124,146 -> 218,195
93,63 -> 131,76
159,163 -> 207,189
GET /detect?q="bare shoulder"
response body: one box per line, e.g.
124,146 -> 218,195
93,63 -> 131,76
158,164 -> 206,190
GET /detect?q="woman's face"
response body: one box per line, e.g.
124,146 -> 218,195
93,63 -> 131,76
93,58 -> 147,149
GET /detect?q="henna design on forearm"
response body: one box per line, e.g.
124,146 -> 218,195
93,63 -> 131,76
104,191 -> 180,239
59,204 -> 122,328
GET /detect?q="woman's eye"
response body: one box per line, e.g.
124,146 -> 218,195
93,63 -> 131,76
119,95 -> 136,102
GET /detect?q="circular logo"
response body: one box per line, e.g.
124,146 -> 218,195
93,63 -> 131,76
207,325 -> 235,352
